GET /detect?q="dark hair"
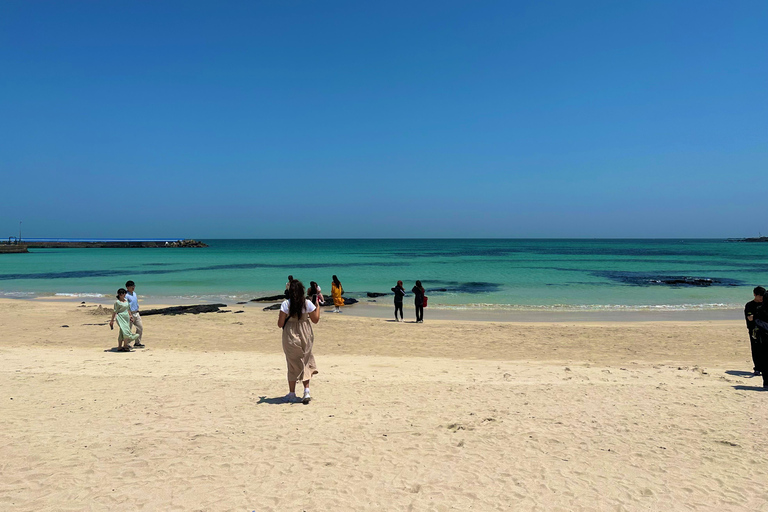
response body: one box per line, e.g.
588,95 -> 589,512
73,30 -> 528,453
415,280 -> 423,291
754,286 -> 766,296
287,280 -> 307,320
116,288 -> 127,298
125,280 -> 135,288
397,280 -> 403,287
309,281 -> 318,293
332,275 -> 341,286
288,275 -> 293,282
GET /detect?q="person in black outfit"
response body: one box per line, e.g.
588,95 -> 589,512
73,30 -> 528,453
750,288 -> 768,388
744,286 -> 765,376
391,280 -> 405,322
412,280 -> 425,323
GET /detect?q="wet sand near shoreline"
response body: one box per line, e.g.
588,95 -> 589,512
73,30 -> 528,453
28,294 -> 744,323
1,298 -> 766,511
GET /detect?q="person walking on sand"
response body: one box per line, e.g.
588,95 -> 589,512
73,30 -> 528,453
278,280 -> 320,404
125,280 -> 144,348
109,288 -> 140,352
744,286 -> 765,376
331,275 -> 344,313
412,280 -> 425,323
391,280 -> 405,322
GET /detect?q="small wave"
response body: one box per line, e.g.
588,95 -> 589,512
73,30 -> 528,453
0,291 -> 38,298
54,292 -> 106,298
426,302 -> 738,312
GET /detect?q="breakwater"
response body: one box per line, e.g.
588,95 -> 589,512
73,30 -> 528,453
24,239 -> 207,249
0,245 -> 28,254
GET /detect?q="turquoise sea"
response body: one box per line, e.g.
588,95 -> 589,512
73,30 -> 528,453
0,239 -> 765,311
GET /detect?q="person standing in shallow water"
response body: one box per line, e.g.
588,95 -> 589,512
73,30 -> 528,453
391,280 -> 405,322
331,275 -> 344,313
109,288 -> 140,352
412,280 -> 425,323
744,286 -> 765,376
278,280 -> 320,404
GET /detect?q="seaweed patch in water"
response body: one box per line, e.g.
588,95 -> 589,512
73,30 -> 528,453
424,281 -> 501,294
0,261 -> 404,281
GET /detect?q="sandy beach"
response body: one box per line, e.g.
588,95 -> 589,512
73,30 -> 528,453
1,298 -> 766,511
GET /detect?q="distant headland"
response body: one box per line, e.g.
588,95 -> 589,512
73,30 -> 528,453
728,237 -> 768,243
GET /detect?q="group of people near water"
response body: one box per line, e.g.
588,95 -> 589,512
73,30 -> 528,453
743,286 -> 768,388
277,275 -> 428,403
285,274 -> 428,322
109,275 -> 430,403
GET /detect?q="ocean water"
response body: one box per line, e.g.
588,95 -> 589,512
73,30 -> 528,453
0,239 -> 765,311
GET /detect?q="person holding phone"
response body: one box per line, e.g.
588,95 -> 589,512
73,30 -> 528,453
278,279 -> 321,404
391,280 -> 405,322
308,281 -> 324,306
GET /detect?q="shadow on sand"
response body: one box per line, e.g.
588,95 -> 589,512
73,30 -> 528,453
725,370 -> 758,377
256,395 -> 290,405
733,385 -> 767,392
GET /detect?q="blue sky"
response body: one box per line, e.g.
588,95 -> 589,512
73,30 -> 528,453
1,1 -> 766,238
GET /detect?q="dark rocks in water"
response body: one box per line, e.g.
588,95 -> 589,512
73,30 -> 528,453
262,304 -> 282,311
367,292 -> 390,298
653,278 -> 714,287
216,310 -> 232,314
429,288 -> 448,292
320,297 -> 358,307
594,271 -> 744,288
141,304 -> 228,316
250,294 -> 286,302
236,301 -> 248,305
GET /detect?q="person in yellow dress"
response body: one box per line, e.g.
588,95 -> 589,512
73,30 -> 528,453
331,275 -> 344,313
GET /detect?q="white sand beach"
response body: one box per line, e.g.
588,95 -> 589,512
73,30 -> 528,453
1,299 -> 766,511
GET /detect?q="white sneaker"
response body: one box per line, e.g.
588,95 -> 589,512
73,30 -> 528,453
302,390 -> 311,404
284,392 -> 297,403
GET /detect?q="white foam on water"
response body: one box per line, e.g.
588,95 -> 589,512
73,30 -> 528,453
54,292 -> 106,298
429,302 -> 738,312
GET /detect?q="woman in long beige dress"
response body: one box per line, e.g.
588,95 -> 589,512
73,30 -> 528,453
109,288 -> 140,352
278,280 -> 320,404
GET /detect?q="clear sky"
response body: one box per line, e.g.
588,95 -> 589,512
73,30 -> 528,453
1,1 -> 766,239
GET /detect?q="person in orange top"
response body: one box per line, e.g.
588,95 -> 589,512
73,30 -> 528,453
331,275 -> 344,313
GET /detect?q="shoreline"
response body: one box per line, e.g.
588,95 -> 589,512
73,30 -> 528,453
9,296 -> 744,323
